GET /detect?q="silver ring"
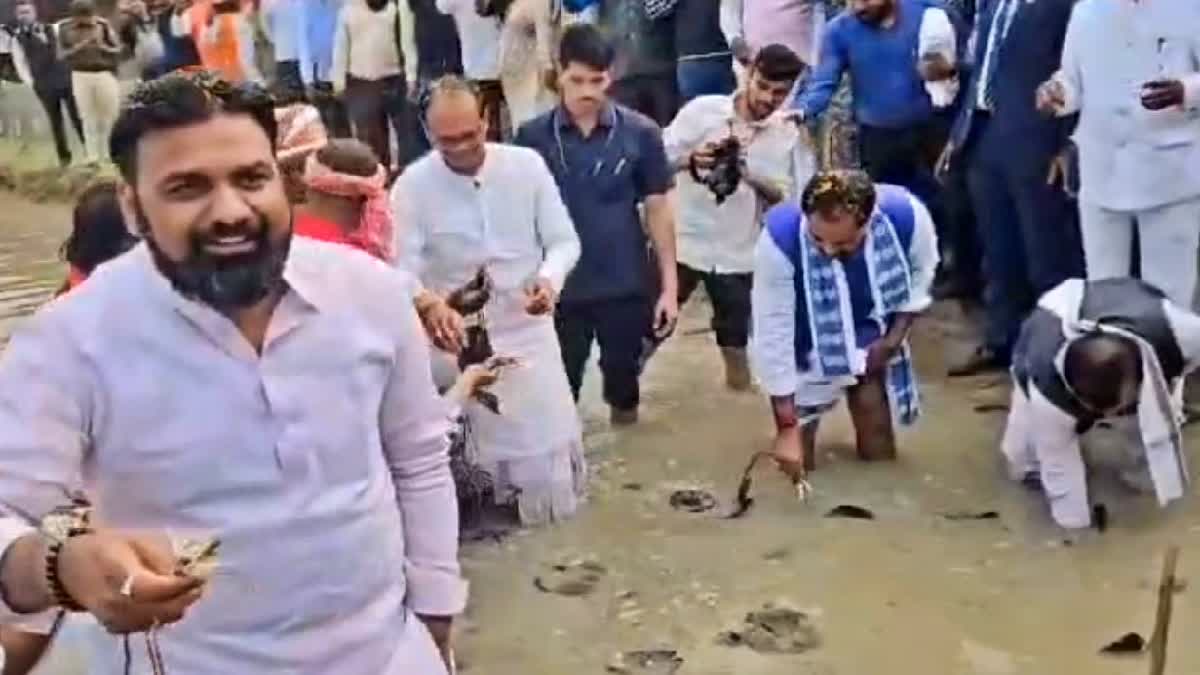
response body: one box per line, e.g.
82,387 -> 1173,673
119,574 -> 135,598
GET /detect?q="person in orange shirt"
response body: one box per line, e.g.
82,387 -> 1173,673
172,0 -> 261,81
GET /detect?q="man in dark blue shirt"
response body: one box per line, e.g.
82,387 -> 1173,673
515,25 -> 679,426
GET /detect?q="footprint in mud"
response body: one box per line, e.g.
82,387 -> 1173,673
669,489 -> 717,513
533,560 -> 607,597
606,649 -> 684,674
717,605 -> 821,654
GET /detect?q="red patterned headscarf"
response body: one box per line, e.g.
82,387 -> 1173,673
302,153 -> 394,262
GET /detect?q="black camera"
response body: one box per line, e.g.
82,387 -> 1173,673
689,135 -> 742,204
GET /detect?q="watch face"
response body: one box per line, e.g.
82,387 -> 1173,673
40,504 -> 92,543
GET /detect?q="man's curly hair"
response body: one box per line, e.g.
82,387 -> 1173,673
109,70 -> 277,182
800,169 -> 877,226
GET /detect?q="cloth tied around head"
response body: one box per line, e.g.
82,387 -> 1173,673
302,153 -> 395,262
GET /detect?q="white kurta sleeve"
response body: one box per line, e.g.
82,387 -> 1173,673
1183,73 -> 1200,111
1182,9 -> 1200,111
918,8 -> 958,108
1000,378 -> 1039,480
1028,385 -> 1092,529
719,0 -> 743,48
1163,300 -> 1200,369
390,174 -> 429,294
917,8 -> 955,60
1051,3 -> 1084,116
898,193 -> 939,314
0,314 -> 91,630
378,282 -> 467,617
751,230 -> 799,397
662,99 -> 711,167
531,155 -> 580,293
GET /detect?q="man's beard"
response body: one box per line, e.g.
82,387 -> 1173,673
136,204 -> 292,313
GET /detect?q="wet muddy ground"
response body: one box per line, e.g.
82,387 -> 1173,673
1,193 -> 1198,674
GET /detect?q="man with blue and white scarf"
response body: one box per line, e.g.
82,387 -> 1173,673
751,169 -> 938,483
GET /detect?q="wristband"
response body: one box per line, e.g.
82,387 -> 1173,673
45,539 -> 85,612
39,500 -> 93,612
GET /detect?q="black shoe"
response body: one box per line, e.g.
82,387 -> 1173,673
948,347 -> 1009,377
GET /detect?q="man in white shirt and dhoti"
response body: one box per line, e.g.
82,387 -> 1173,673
752,170 -> 938,484
1036,0 -> 1200,308
1003,278 -> 1200,531
392,76 -> 586,526
0,71 -> 464,674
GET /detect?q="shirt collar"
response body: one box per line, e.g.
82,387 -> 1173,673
556,103 -> 617,133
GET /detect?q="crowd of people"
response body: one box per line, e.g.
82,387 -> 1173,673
0,0 -> 1196,671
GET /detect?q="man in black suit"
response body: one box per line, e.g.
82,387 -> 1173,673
8,0 -> 85,167
941,0 -> 1084,376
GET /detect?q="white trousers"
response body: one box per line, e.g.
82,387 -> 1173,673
1079,197 -> 1200,308
1002,383 -> 1093,528
1002,381 -> 1147,529
71,70 -> 121,162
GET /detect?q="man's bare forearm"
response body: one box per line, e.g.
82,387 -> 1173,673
0,533 -> 53,615
770,395 -> 797,431
644,195 -> 678,295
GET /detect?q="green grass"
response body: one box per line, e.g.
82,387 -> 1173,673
0,137 -> 118,204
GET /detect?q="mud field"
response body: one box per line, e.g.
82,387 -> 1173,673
0,193 -> 1196,675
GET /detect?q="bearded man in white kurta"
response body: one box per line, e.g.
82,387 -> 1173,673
392,78 -> 585,526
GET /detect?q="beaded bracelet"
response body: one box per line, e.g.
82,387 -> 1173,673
45,537 -> 86,612
39,499 -> 94,612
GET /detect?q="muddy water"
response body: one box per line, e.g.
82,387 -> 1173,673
1,194 -> 1197,674
462,306 -> 1200,675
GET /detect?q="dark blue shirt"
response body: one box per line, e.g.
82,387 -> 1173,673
515,104 -> 674,304
796,0 -> 944,129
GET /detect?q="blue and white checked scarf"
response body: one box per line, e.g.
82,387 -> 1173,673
798,209 -> 921,426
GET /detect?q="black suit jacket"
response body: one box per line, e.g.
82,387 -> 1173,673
951,0 -> 1077,166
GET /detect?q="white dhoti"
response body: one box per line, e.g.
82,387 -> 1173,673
436,292 -> 585,526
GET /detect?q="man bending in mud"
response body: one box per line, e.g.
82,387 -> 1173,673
751,170 -> 938,485
1002,278 -> 1200,530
